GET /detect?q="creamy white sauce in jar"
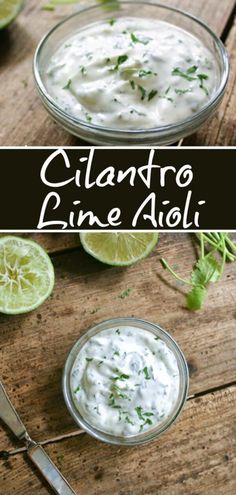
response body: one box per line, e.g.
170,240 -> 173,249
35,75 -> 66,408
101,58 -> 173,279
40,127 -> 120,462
46,17 -> 217,130
71,326 -> 180,436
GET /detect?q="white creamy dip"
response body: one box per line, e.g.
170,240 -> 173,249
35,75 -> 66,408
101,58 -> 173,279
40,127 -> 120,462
71,326 -> 180,436
46,17 -> 217,130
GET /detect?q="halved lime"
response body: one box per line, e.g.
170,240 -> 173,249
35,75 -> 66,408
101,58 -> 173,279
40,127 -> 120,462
0,0 -> 25,30
0,236 -> 55,314
79,233 -> 159,266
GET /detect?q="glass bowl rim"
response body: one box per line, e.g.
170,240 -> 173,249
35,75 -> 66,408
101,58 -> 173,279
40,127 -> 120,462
62,316 -> 189,446
33,0 -> 229,137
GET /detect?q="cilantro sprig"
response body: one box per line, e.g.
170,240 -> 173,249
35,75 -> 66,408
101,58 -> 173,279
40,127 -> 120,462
161,233 -> 236,311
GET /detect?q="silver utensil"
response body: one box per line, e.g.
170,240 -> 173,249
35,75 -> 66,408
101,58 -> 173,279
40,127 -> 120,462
0,381 -> 77,495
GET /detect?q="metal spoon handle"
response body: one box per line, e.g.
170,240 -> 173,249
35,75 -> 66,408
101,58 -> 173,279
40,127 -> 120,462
28,444 -> 77,495
0,381 -> 77,495
0,381 -> 26,440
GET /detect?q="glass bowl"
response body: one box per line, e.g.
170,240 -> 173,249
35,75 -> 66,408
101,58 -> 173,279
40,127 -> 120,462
62,317 -> 189,446
33,1 -> 229,146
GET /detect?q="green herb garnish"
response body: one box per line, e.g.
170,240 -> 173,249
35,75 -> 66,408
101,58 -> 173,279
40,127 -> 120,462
130,109 -> 146,116
80,65 -> 87,76
112,54 -> 128,71
85,113 -> 92,123
63,79 -> 72,90
129,80 -> 136,90
138,69 -> 157,78
111,384 -> 130,400
142,366 -> 151,380
86,357 -> 93,362
148,89 -> 158,101
111,373 -> 130,382
172,66 -> 198,81
139,418 -> 153,432
116,329 -> 120,335
118,288 -> 132,299
73,385 -> 80,393
175,88 -> 192,95
197,73 -> 209,95
161,233 -> 236,310
108,18 -> 116,26
135,406 -> 154,430
130,32 -> 150,45
125,416 -> 134,425
138,85 -> 147,100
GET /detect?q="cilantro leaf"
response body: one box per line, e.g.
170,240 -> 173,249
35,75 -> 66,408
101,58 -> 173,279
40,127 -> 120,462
186,285 -> 206,311
191,254 -> 221,285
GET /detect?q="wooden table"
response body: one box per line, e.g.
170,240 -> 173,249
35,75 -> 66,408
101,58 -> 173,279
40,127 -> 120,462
0,1 -> 236,493
0,232 -> 236,494
0,0 -> 235,146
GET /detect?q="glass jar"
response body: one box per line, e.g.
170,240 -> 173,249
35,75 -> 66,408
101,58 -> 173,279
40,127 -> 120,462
62,317 -> 189,445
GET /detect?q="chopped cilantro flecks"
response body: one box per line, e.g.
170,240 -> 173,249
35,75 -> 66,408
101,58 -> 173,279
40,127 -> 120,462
109,18 -> 116,26
148,89 -> 158,101
73,385 -> 80,393
142,366 -> 151,380
86,357 -> 93,362
116,329 -> 120,335
175,88 -> 192,95
172,66 -> 197,81
138,69 -> 157,78
111,373 -> 130,382
112,54 -> 129,71
85,113 -> 92,123
135,406 -> 154,421
111,384 -> 130,400
130,109 -> 146,116
172,66 -> 209,95
130,32 -> 150,45
197,74 -> 209,95
63,79 -> 72,90
139,418 -> 153,432
80,65 -> 87,76
125,416 -> 134,425
129,80 -> 136,90
138,85 -> 147,100
118,288 -> 132,299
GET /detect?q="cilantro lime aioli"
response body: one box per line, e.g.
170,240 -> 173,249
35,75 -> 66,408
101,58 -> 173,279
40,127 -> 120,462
71,326 -> 180,436
46,17 -> 217,129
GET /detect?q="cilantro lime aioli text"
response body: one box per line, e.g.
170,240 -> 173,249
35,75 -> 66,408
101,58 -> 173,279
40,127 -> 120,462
71,326 -> 180,436
46,17 -> 217,129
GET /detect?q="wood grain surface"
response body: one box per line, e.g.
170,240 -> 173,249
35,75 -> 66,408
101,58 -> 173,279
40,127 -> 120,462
0,0 -> 236,492
0,0 -> 235,146
1,385 -> 236,495
0,232 -> 236,495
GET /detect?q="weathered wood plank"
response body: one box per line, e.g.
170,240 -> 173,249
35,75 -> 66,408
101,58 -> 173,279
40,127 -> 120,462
0,0 -> 235,146
1,385 -> 235,495
0,233 -> 236,450
1,233 -> 81,254
185,18 -> 236,146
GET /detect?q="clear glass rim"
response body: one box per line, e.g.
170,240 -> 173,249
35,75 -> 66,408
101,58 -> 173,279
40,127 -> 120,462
62,317 -> 189,446
33,0 -> 229,138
